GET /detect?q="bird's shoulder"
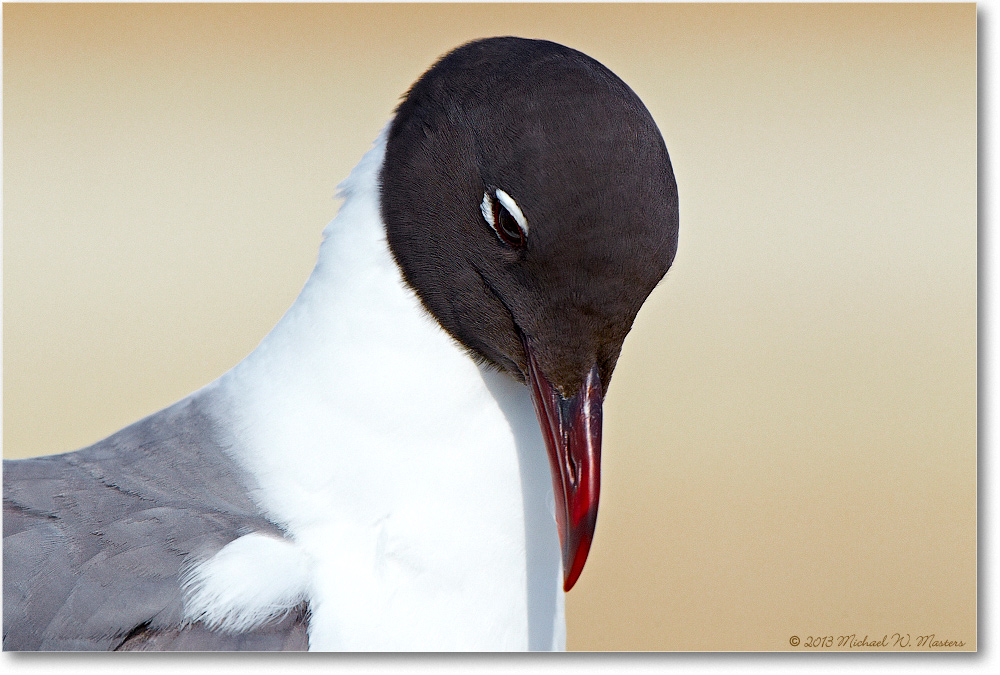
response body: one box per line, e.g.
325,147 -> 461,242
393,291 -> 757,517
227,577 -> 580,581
3,395 -> 302,651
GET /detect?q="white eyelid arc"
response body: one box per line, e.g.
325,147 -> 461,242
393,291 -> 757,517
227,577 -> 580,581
480,193 -> 495,229
494,189 -> 529,236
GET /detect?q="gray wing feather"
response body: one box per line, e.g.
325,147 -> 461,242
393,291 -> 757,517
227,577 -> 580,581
116,603 -> 309,651
3,395 -> 304,651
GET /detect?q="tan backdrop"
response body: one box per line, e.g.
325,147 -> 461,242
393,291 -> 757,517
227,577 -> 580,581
3,3 -> 977,651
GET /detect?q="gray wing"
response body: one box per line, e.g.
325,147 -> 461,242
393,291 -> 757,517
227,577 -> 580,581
3,395 -> 307,651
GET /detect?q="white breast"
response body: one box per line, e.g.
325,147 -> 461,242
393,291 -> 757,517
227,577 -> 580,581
199,128 -> 565,650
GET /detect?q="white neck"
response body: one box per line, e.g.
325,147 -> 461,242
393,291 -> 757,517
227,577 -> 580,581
209,128 -> 565,650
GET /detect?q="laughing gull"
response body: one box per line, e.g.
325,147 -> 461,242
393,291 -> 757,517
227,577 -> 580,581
3,37 -> 678,651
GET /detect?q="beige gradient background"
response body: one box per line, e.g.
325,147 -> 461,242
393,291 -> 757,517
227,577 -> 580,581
3,3 -> 976,651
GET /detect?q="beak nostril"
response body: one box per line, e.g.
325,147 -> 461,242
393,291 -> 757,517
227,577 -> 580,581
564,454 -> 578,487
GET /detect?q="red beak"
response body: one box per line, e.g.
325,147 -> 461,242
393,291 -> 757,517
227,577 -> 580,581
524,343 -> 603,592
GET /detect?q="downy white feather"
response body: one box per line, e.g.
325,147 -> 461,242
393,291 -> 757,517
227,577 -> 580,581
182,533 -> 312,633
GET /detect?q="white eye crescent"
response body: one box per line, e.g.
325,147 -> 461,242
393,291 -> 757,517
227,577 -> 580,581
480,188 -> 528,248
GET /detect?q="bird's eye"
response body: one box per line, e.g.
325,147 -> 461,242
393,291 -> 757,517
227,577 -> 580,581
481,189 -> 528,249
